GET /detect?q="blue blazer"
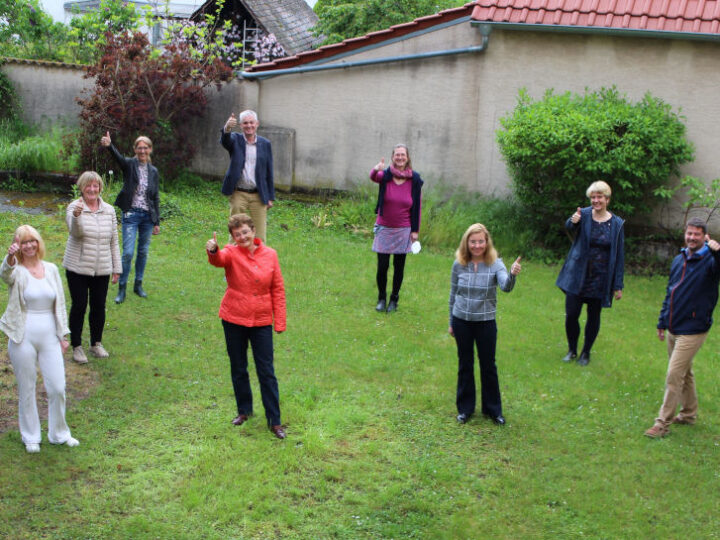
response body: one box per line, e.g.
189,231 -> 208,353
556,206 -> 625,308
220,129 -> 274,204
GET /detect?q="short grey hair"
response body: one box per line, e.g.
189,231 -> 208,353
239,110 -> 258,123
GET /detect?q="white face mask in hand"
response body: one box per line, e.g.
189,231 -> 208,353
411,241 -> 421,254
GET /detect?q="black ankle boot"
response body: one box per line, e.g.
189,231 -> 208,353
133,280 -> 147,298
386,295 -> 399,313
114,284 -> 126,304
375,298 -> 387,312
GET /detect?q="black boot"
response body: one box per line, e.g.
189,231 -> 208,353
386,295 -> 399,313
577,351 -> 591,366
114,284 -> 126,304
134,280 -> 147,298
375,298 -> 387,312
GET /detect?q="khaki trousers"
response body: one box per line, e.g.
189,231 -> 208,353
655,331 -> 708,427
229,190 -> 268,241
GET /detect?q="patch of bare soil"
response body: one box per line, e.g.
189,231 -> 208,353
0,349 -> 100,434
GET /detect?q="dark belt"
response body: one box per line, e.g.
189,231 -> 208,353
236,187 -> 258,193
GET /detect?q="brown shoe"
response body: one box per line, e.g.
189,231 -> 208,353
672,415 -> 695,425
644,424 -> 669,438
270,425 -> 286,439
231,414 -> 249,426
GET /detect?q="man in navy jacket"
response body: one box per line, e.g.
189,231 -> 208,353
220,110 -> 274,241
645,217 -> 720,438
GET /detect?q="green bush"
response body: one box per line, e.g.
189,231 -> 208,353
496,87 -> 694,249
0,127 -> 78,173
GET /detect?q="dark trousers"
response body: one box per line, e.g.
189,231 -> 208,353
222,321 -> 281,426
376,253 -> 406,301
564,293 -> 602,355
452,317 -> 502,417
65,270 -> 110,347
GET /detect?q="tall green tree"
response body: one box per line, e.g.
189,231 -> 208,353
0,0 -> 71,61
313,0 -> 466,44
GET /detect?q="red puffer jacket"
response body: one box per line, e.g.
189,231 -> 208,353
208,239 -> 286,331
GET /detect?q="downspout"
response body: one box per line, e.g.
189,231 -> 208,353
241,31 -> 490,80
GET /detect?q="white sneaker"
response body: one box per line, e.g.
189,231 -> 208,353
64,437 -> 79,447
89,343 -> 109,358
25,443 -> 40,453
73,346 -> 88,364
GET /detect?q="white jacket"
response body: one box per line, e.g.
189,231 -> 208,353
0,256 -> 70,344
63,197 -> 122,276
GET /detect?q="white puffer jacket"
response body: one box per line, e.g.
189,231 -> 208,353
63,197 -> 122,276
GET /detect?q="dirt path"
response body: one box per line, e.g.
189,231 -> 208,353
0,350 -> 100,434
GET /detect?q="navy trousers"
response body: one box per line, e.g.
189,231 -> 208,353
452,316 -> 502,418
222,321 -> 281,426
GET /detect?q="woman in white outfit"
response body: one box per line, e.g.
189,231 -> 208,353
0,225 -> 79,453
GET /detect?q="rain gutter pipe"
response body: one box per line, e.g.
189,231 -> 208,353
241,32 -> 490,80
470,21 -> 720,43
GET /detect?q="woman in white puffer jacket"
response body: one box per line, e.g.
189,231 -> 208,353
63,171 -> 121,364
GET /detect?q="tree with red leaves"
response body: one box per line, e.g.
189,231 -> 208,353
75,31 -> 233,180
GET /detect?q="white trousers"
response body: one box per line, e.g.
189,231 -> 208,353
8,311 -> 72,444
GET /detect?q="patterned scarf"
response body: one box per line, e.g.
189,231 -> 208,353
389,165 -> 413,179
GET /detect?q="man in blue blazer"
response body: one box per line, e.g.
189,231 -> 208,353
220,110 -> 274,241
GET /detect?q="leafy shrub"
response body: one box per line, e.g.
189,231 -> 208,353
74,31 -> 232,181
496,87 -> 694,249
0,127 -> 78,173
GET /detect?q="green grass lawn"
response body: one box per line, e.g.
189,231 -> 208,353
0,184 -> 718,539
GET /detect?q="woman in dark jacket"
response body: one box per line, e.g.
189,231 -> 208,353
369,144 -> 423,313
556,181 -> 624,366
100,132 -> 160,304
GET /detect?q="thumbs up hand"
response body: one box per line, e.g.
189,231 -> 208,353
374,157 -> 386,171
510,256 -> 522,276
206,231 -> 219,253
706,234 -> 720,252
224,113 -> 237,132
571,207 -> 582,224
100,131 -> 111,147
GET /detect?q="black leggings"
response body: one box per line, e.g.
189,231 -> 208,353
66,270 -> 110,347
564,292 -> 602,355
376,253 -> 406,301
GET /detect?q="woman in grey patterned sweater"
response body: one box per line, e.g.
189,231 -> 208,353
449,223 -> 521,426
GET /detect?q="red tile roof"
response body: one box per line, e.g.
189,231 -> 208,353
472,0 -> 720,34
244,0 -> 720,74
244,2 -> 478,72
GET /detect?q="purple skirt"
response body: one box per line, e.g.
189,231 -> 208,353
372,225 -> 411,254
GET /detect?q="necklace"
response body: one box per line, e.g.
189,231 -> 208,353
24,261 -> 44,278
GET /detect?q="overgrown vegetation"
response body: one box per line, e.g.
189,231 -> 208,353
313,0 -> 467,45
497,87 -> 695,250
0,183 -> 718,538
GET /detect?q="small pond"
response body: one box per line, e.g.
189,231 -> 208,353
0,191 -> 72,215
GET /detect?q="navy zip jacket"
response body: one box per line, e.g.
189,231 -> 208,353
658,243 -> 720,335
219,129 -> 274,205
555,206 -> 625,308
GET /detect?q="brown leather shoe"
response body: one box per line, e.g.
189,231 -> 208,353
270,425 -> 286,439
231,414 -> 249,426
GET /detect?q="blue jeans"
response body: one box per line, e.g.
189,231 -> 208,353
120,209 -> 153,286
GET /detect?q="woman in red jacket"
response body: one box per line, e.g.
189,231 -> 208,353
206,214 -> 287,439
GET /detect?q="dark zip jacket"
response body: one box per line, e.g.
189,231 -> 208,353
107,144 -> 161,226
555,206 -> 625,308
658,243 -> 720,335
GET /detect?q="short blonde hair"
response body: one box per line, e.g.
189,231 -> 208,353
228,213 -> 255,233
134,136 -> 153,150
586,181 -> 611,199
76,171 -> 104,193
13,224 -> 46,262
455,223 -> 497,266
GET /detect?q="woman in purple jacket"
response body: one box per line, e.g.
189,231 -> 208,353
370,144 -> 423,313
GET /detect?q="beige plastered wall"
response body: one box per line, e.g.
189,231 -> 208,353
253,20 -> 720,229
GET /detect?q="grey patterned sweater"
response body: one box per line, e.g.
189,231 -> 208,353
449,259 -> 515,325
